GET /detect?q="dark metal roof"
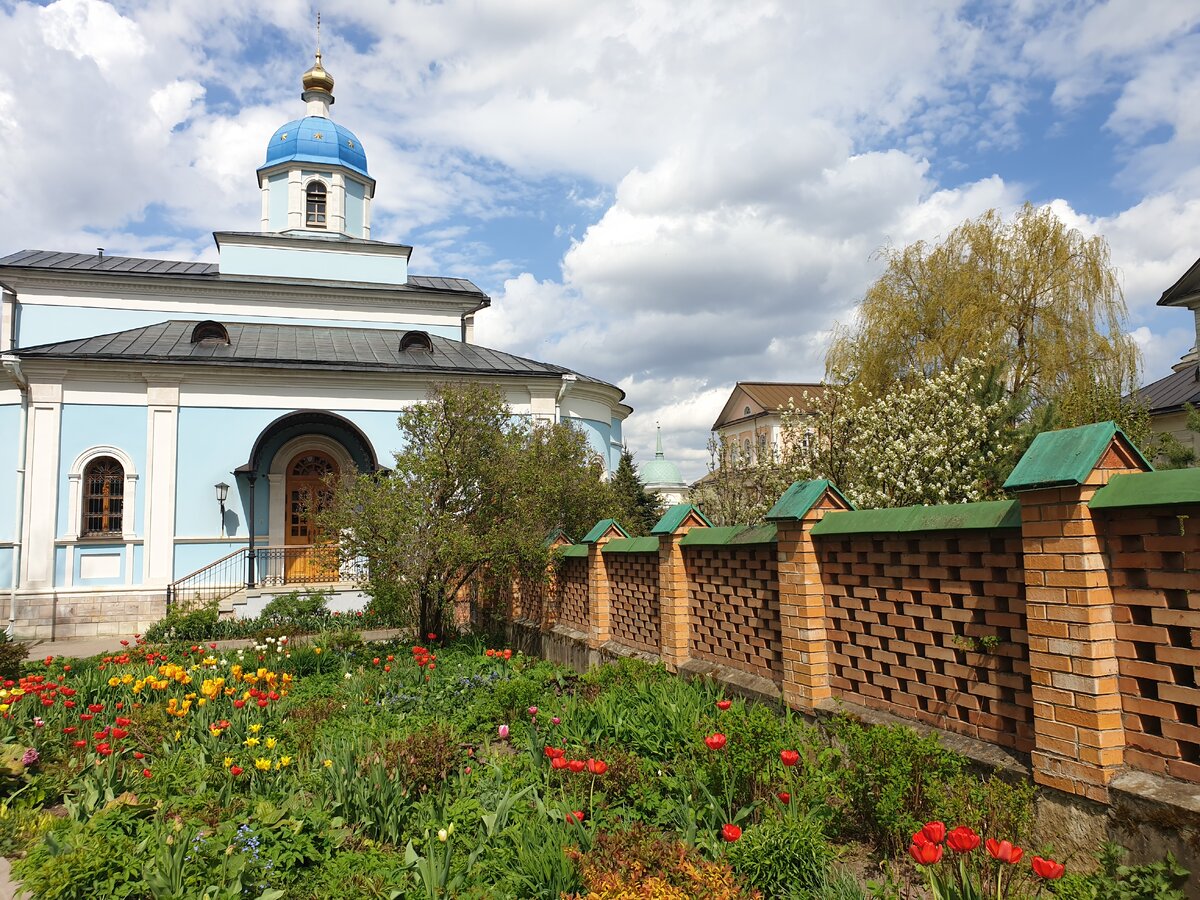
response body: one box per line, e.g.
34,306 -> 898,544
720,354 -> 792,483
1159,255 -> 1200,307
0,249 -> 486,297
13,319 -> 611,386
1133,364 -> 1200,414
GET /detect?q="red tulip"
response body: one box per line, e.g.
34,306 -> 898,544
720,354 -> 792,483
777,792 -> 791,804
921,821 -> 946,844
780,749 -> 799,767
986,839 -> 1023,864
503,649 -> 512,660
544,746 -> 565,759
721,824 -> 741,842
1032,856 -> 1065,880
230,765 -> 243,776
72,739 -> 86,748
909,837 -> 943,865
566,810 -> 585,824
704,733 -> 727,751
142,768 -> 152,779
586,759 -> 607,775
115,717 -> 132,727
87,704 -> 104,713
133,751 -> 145,759
946,826 -> 980,853
233,700 -> 246,709
568,759 -> 586,773
111,728 -> 128,740
716,700 -> 732,711
551,756 -> 568,770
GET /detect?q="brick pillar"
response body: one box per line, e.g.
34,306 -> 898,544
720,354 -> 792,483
1006,423 -> 1151,802
588,537 -> 613,649
653,503 -> 713,672
769,480 -> 852,713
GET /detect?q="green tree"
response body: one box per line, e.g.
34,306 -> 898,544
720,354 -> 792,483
1154,403 -> 1200,469
321,382 -> 613,637
609,448 -> 662,536
828,203 -> 1140,411
689,433 -> 790,526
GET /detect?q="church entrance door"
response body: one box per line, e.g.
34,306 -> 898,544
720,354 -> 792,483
284,450 -> 339,583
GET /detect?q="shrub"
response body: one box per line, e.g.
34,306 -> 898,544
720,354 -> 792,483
826,716 -> 965,854
143,599 -> 221,642
1054,843 -> 1189,900
0,632 -> 27,681
566,825 -> 759,900
726,814 -> 835,899
262,589 -> 330,620
935,770 -> 1036,845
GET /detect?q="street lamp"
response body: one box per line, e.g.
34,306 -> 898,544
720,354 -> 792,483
215,482 -> 229,537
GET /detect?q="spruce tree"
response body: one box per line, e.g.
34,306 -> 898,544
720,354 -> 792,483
610,448 -> 663,536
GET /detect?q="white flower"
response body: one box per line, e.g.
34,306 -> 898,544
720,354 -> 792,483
437,828 -> 448,842
344,672 -> 353,680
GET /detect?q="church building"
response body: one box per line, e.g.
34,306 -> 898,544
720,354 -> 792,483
0,51 -> 630,638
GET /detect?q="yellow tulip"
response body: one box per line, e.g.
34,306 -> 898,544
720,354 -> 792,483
254,758 -> 271,772
265,737 -> 277,750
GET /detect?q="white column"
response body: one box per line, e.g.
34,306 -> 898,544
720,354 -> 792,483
267,473 -> 285,548
259,178 -> 271,232
331,171 -> 346,234
0,290 -> 14,352
21,378 -> 62,589
287,168 -> 304,231
362,194 -> 371,239
143,382 -> 179,586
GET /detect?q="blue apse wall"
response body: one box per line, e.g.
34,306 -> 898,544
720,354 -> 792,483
16,306 -> 460,349
0,548 -> 11,591
567,417 -> 618,472
74,543 -> 126,587
0,404 -> 18,543
57,404 -> 148,540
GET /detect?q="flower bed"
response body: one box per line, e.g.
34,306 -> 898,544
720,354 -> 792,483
0,634 -> 1187,899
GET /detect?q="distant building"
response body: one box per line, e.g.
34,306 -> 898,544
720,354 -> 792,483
639,425 -> 688,506
1140,258 -> 1200,459
710,381 -> 825,465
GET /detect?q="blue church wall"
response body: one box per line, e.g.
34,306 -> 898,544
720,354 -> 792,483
174,541 -> 246,581
57,404 -> 148,539
54,547 -> 66,586
0,404 -> 18,543
218,245 -> 407,286
74,544 -> 126,587
565,416 -> 617,472
0,547 -> 11,591
268,172 -> 288,230
16,305 -> 459,350
344,179 -> 366,235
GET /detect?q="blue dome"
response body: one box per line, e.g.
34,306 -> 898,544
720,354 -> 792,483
260,117 -> 370,179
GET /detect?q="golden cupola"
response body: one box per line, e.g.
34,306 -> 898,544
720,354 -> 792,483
302,50 -> 335,96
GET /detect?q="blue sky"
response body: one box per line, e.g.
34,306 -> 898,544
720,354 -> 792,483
2,0 -> 1200,480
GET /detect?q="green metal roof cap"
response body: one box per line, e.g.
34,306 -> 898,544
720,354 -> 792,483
580,518 -> 629,544
811,499 -> 1022,536
1090,468 -> 1200,510
765,479 -> 852,522
1003,421 -> 1152,492
542,527 -> 572,548
558,544 -> 589,558
601,536 -> 661,553
679,523 -> 778,545
651,503 -> 713,535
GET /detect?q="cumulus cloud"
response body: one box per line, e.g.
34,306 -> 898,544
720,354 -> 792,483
2,0 -> 1199,481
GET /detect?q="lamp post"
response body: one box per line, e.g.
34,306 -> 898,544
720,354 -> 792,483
215,481 -> 229,537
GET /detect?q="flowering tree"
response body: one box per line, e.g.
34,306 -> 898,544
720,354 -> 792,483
781,361 -> 1012,508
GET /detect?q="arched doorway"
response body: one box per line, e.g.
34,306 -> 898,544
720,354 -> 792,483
284,450 -> 338,582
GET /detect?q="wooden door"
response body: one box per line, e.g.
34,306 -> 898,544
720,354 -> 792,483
285,451 -> 338,582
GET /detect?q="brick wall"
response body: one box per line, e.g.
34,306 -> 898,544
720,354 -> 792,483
686,544 -> 782,683
816,530 -> 1034,752
606,552 -> 661,654
553,556 -> 590,632
1106,503 -> 1200,783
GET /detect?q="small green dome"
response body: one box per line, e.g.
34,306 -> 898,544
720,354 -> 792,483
640,424 -> 686,487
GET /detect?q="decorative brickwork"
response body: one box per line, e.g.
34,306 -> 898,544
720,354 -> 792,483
553,557 -> 589,632
686,545 -> 782,683
606,552 -> 661,654
1106,504 -> 1200,783
816,531 -> 1034,752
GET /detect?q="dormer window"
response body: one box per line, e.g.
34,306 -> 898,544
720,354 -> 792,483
399,330 -> 433,352
190,320 -> 230,345
306,181 -> 327,228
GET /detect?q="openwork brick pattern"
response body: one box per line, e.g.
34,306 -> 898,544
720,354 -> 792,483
685,546 -> 782,683
553,557 -> 590,632
512,573 -> 547,624
817,532 -> 1034,752
607,552 -> 660,654
1107,504 -> 1200,783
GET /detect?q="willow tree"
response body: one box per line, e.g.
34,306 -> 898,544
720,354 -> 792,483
828,203 -> 1140,410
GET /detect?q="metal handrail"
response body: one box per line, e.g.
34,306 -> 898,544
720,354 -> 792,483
167,544 -> 366,612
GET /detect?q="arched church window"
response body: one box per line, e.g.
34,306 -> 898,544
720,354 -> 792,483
743,438 -> 752,459
82,457 -> 124,537
306,181 -> 327,228
290,454 -> 337,478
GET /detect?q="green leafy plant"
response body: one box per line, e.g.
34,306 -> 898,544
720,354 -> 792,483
725,814 -> 836,899
1054,843 -> 1189,900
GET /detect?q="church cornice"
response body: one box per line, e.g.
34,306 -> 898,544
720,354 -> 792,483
3,269 -> 485,315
